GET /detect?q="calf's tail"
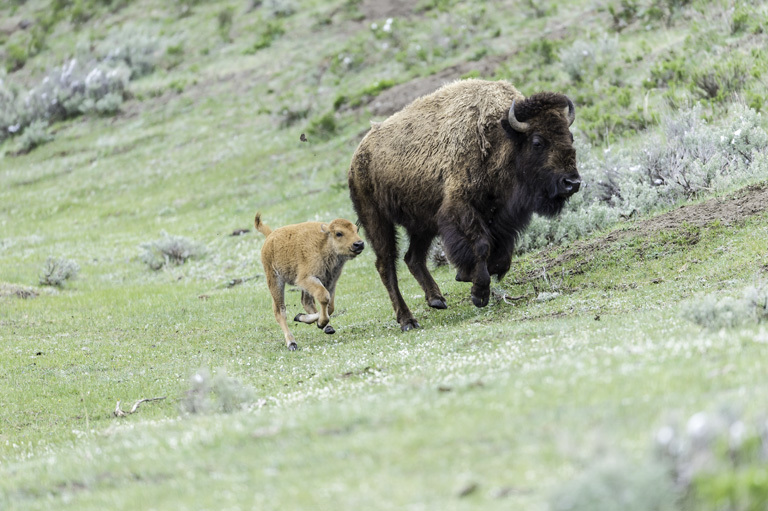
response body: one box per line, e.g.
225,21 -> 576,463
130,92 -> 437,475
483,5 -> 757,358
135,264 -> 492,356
254,212 -> 273,237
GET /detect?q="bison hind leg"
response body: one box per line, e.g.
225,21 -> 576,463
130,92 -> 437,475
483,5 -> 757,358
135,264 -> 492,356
404,233 -> 447,310
355,205 -> 421,331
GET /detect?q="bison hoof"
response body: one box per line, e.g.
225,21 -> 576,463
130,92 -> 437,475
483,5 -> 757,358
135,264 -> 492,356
323,325 -> 335,334
287,342 -> 298,351
293,314 -> 303,322
428,298 -> 448,309
400,319 -> 421,332
471,293 -> 489,308
455,271 -> 472,282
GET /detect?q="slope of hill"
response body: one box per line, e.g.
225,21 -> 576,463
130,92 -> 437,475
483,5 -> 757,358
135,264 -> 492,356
1,1 -> 767,509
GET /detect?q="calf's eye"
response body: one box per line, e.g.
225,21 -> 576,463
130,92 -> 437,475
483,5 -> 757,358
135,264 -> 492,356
336,232 -> 343,237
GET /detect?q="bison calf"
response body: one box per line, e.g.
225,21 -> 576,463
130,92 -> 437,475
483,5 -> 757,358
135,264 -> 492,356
254,213 -> 364,350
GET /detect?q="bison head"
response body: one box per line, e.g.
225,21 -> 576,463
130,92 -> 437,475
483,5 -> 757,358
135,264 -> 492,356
501,92 -> 580,217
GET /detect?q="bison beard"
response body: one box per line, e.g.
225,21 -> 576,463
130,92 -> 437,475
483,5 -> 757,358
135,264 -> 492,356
348,79 -> 579,331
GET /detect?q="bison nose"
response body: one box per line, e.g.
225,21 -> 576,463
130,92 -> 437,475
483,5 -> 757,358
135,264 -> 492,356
352,240 -> 365,253
559,175 -> 581,196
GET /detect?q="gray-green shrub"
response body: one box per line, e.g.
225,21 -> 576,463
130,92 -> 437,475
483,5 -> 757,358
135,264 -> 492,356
1,27 -> 160,144
560,33 -> 619,83
15,119 -> 53,153
656,409 -> 768,511
39,257 -> 80,287
181,369 -> 256,414
549,457 -> 677,511
681,281 -> 768,330
140,232 -> 206,270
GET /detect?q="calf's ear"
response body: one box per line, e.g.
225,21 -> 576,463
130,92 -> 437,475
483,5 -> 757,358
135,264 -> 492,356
320,223 -> 329,233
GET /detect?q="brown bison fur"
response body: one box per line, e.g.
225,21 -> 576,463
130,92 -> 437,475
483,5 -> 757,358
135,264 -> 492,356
348,79 -> 579,331
255,213 -> 365,350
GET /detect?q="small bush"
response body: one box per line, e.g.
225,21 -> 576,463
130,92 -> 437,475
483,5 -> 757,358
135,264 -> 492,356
98,27 -> 161,79
217,7 -> 235,42
39,257 -> 80,287
682,282 -> 768,330
181,369 -> 256,414
140,232 -> 205,270
560,33 -> 618,83
244,18 -> 285,53
15,119 -> 54,154
549,457 -> 677,511
656,409 -> 768,511
4,41 -> 28,72
264,0 -> 296,18
306,111 -> 338,140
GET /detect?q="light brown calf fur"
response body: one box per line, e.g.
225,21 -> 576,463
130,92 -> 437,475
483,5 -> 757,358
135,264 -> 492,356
255,213 -> 365,350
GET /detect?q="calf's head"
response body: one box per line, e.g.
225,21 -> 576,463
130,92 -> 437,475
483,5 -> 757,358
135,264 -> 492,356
501,92 -> 580,217
322,219 -> 365,257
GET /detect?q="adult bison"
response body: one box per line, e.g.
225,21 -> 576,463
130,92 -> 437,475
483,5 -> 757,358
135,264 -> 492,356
348,79 -> 580,331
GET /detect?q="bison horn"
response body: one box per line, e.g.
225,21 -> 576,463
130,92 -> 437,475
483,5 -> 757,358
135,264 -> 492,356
507,100 -> 530,133
564,97 -> 575,127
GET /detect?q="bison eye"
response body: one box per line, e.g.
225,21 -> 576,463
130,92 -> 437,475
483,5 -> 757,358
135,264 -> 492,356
336,232 -> 343,237
532,135 -> 544,149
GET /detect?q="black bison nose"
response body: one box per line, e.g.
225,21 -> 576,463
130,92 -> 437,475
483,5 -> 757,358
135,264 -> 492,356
559,175 -> 581,197
352,240 -> 365,253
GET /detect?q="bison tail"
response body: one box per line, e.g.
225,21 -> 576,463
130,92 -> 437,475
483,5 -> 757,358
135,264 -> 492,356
254,212 -> 273,237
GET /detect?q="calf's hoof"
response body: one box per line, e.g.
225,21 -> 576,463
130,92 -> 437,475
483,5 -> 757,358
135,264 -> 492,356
400,318 -> 421,332
323,325 -> 335,335
287,342 -> 298,351
293,313 -> 303,322
428,297 -> 448,309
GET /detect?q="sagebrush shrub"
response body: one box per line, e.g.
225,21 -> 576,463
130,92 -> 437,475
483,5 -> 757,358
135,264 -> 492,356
39,257 -> 80,287
656,409 -> 768,510
0,27 -> 160,145
181,369 -> 255,414
549,457 -> 677,511
140,232 -> 205,270
560,33 -> 619,83
682,281 -> 768,330
15,119 -> 53,154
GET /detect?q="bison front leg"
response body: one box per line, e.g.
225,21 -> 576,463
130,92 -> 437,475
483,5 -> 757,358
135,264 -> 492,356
487,247 -> 512,281
438,204 -> 492,308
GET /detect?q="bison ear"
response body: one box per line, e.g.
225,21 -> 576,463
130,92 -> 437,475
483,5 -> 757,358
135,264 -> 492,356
566,97 -> 575,126
320,223 -> 329,234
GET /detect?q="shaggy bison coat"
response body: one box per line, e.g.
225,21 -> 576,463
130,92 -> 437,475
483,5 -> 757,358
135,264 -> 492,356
255,213 -> 365,350
348,79 -> 580,331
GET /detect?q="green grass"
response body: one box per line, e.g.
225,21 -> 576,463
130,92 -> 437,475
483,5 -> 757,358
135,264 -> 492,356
2,0 -> 768,509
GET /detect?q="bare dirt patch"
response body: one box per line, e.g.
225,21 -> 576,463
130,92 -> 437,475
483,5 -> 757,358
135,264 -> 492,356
517,183 -> 768,281
0,282 -> 40,299
360,0 -> 417,20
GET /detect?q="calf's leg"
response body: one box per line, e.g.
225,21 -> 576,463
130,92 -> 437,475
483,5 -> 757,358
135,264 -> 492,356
266,272 -> 297,350
296,275 -> 335,334
295,290 -> 320,325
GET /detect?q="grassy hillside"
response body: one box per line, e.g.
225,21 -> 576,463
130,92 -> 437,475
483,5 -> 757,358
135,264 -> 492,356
2,0 -> 768,509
